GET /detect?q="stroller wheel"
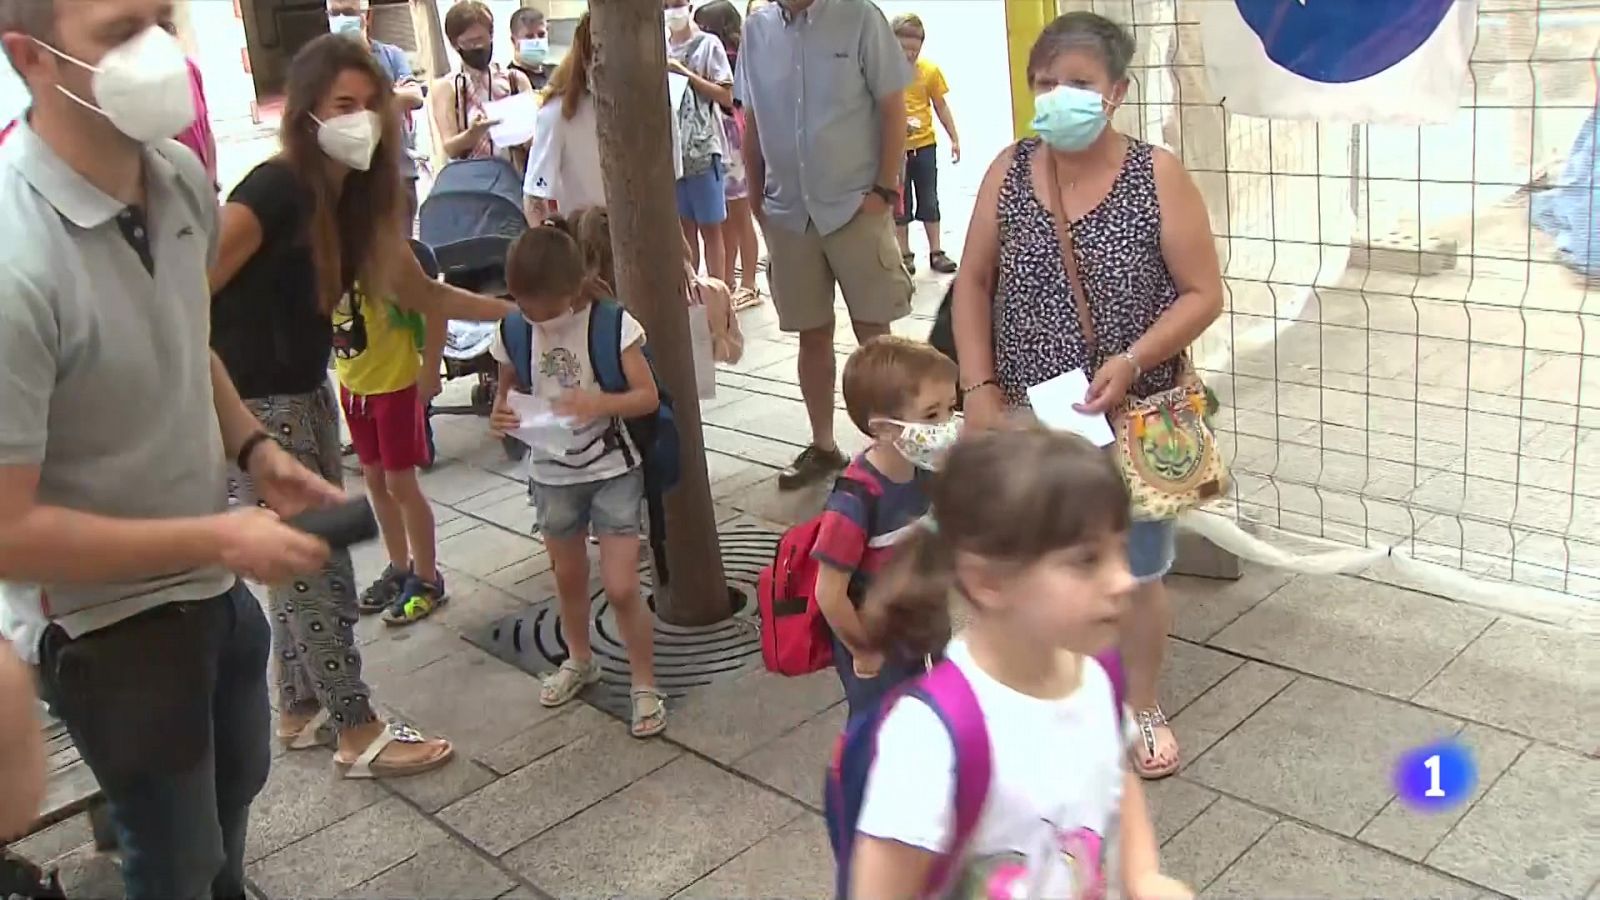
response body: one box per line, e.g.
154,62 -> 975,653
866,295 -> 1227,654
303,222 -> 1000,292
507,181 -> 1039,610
471,381 -> 491,410
503,435 -> 528,462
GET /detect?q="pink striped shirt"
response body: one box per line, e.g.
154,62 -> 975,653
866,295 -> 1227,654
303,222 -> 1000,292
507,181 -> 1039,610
173,58 -> 217,186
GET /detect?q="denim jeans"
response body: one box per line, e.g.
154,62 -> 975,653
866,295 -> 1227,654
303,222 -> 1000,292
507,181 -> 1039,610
831,635 -> 928,721
36,583 -> 271,900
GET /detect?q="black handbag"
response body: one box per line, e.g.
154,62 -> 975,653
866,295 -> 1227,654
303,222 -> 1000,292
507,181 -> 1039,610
927,282 -> 957,363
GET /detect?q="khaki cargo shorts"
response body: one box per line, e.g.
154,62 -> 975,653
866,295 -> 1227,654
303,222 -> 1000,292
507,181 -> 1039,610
764,209 -> 914,333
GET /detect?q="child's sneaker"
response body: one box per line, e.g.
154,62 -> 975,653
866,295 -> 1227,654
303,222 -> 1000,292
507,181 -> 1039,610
383,573 -> 448,626
358,563 -> 408,615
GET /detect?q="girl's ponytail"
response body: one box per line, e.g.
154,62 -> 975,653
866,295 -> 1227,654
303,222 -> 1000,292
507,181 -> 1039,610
860,522 -> 954,660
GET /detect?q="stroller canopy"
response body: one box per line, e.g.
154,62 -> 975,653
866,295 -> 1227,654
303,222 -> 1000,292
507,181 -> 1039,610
419,157 -> 527,294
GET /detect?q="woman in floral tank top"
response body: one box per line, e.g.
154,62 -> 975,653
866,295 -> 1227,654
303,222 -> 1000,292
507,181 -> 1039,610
430,1 -> 533,164
950,12 -> 1224,780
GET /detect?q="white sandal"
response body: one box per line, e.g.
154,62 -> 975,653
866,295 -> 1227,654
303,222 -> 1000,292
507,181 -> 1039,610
630,688 -> 667,739
276,708 -> 332,751
540,658 -> 600,708
334,722 -> 454,779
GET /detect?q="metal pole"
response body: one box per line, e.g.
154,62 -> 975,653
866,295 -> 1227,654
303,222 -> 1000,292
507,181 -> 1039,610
588,0 -> 731,626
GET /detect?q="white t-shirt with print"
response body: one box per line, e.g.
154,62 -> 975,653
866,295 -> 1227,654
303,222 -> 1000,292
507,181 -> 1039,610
855,639 -> 1130,900
489,304 -> 646,487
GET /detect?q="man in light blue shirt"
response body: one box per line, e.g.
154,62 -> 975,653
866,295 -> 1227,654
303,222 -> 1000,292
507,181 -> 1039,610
737,0 -> 914,489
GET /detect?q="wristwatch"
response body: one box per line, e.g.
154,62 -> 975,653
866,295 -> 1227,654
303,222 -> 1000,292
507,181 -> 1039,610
868,184 -> 898,204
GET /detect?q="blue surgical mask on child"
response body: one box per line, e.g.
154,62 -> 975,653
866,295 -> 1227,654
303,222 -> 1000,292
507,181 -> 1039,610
1031,85 -> 1109,152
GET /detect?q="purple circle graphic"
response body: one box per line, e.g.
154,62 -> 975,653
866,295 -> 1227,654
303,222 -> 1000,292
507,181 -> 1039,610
1234,0 -> 1456,84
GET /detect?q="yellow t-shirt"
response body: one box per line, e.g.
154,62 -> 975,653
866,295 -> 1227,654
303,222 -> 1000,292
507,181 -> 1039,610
331,283 -> 423,397
904,57 -> 949,152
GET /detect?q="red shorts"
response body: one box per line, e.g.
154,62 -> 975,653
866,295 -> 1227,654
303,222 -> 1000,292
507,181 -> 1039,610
340,384 -> 430,471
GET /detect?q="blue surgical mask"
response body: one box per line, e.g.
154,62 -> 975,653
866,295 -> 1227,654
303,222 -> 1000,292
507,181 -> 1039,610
328,14 -> 362,36
517,37 -> 549,66
1031,85 -> 1108,152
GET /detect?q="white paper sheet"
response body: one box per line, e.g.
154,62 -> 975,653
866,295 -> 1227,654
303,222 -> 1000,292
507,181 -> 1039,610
484,91 -> 541,149
667,72 -> 690,115
505,393 -> 577,452
1026,368 -> 1115,447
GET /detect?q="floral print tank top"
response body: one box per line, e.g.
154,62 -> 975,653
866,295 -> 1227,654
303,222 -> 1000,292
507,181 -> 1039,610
992,138 -> 1181,407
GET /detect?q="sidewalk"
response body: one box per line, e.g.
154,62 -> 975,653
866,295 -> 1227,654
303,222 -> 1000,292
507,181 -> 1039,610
12,285 -> 1598,900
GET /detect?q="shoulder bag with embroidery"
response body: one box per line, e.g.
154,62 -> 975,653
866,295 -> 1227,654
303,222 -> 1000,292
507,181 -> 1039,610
1039,147 -> 1230,521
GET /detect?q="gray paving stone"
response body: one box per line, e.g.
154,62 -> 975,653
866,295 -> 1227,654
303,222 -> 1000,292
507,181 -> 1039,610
341,838 -> 516,899
1212,574 -> 1495,698
47,843 -> 123,900
734,703 -> 847,808
385,756 -> 499,814
420,463 -> 517,506
248,797 -> 448,898
437,523 -> 545,580
427,569 -> 537,635
245,746 -> 387,863
1205,821 -> 1476,899
463,489 -> 540,537
7,812 -> 91,865
380,648 -> 557,756
477,703 -> 615,776
452,479 -> 528,517
1412,617 -> 1600,753
502,757 -> 804,899
725,473 -> 832,528
1359,723 -> 1529,861
670,667 -> 844,763
358,620 -> 466,688
1167,568 -> 1294,642
1160,796 -> 1276,891
1144,776 -> 1219,844
675,813 -> 833,900
1185,678 -> 1459,836
1428,744 -> 1600,899
1161,640 -> 1244,716
1169,660 -> 1296,762
438,723 -> 680,856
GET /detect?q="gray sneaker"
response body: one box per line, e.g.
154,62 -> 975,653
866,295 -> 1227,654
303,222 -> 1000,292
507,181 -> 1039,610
777,445 -> 848,491
358,563 -> 408,615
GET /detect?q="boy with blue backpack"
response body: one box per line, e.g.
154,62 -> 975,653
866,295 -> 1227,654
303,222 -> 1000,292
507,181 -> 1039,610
488,216 -> 676,738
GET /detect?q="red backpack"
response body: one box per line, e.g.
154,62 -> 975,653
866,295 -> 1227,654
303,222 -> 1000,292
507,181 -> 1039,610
757,478 -> 877,676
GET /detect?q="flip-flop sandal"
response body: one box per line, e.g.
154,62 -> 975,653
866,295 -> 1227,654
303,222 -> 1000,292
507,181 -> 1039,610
1129,705 -> 1181,780
334,722 -> 454,779
731,286 -> 764,311
630,688 -> 667,739
276,708 -> 333,750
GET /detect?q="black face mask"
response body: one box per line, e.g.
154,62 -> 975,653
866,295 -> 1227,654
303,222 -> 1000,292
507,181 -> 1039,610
458,46 -> 492,71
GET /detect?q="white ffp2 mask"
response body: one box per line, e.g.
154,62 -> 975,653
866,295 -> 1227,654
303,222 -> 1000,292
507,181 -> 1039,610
314,110 -> 381,171
39,26 -> 195,143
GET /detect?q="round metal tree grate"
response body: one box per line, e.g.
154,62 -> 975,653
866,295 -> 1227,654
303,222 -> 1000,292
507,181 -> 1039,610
470,522 -> 779,718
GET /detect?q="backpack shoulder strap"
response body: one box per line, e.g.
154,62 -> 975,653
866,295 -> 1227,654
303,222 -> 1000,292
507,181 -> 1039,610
1092,649 -> 1127,725
830,474 -> 880,535
586,299 -> 627,394
499,311 -> 534,392
908,659 -> 991,895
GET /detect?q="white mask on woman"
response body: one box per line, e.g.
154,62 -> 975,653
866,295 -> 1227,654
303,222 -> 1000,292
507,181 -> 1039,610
314,110 -> 381,171
37,26 -> 195,143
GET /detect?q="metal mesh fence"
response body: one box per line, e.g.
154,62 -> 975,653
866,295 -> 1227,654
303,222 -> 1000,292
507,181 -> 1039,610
1070,0 -> 1600,603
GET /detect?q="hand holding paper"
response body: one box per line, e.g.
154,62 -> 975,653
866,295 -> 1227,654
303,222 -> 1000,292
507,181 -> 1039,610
1026,369 -> 1115,447
483,91 -> 540,148
504,393 -> 577,451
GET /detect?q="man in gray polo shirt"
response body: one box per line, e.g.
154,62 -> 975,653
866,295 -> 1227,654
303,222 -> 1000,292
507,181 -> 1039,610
737,0 -> 914,490
0,1 -> 341,896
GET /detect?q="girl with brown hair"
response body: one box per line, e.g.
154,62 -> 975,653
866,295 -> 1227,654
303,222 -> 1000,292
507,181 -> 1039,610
209,34 -> 511,778
522,12 -> 603,222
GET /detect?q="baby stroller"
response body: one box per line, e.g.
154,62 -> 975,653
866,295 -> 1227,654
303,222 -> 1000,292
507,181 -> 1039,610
418,157 -> 527,420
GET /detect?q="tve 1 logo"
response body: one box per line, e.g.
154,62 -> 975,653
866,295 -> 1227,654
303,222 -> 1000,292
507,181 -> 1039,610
1233,0 -> 1457,84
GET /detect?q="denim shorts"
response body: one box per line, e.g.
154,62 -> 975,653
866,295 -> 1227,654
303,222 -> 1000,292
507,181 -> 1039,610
531,469 -> 644,540
675,158 -> 728,224
1128,518 -> 1177,583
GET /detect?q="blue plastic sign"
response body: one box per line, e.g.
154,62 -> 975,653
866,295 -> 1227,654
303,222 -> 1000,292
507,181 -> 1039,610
1392,739 -> 1477,813
1233,0 -> 1456,84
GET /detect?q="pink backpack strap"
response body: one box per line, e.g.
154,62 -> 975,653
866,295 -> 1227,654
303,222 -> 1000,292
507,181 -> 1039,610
909,660 -> 992,895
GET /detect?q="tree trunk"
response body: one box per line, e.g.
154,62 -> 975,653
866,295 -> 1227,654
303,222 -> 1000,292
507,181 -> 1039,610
588,0 -> 732,626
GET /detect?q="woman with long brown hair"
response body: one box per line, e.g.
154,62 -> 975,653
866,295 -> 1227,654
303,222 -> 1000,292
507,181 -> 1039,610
522,12 -> 604,223
209,34 -> 511,779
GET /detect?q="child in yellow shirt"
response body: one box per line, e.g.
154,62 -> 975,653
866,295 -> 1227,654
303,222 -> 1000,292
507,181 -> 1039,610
892,14 -> 961,275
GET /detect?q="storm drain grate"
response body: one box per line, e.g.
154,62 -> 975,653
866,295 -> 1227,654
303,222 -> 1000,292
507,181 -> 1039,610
469,522 -> 780,718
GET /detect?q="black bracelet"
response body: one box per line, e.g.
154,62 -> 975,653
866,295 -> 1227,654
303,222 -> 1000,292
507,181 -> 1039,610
235,431 -> 273,473
960,378 -> 998,397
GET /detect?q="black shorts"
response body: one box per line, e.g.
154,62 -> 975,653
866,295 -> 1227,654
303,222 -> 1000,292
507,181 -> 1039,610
896,144 -> 940,225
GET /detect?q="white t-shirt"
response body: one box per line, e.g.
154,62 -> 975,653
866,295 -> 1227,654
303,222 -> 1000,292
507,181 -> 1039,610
523,92 -> 684,210
855,639 -> 1131,900
489,304 -> 646,487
